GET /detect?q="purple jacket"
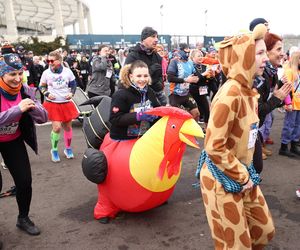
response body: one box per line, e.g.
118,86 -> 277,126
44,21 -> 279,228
0,84 -> 48,153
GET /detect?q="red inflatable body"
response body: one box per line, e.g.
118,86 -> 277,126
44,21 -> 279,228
94,107 -> 204,220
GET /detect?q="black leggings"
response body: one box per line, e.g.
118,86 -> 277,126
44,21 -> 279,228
0,136 -> 32,218
190,90 -> 210,124
253,132 -> 263,174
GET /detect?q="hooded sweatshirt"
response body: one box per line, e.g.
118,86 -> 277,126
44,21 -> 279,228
204,24 -> 267,184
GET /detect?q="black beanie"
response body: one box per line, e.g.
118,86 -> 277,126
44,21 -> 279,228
249,18 -> 267,31
141,27 -> 157,41
179,43 -> 189,51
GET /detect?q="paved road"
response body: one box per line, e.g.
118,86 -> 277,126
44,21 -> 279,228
1,111 -> 299,249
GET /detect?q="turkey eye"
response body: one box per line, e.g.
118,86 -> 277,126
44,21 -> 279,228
171,124 -> 176,129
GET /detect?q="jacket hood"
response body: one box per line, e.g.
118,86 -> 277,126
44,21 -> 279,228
219,24 -> 267,89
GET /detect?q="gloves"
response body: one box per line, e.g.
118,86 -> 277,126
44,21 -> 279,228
136,111 -> 157,122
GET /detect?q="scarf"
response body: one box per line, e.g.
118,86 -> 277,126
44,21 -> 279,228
265,61 -> 278,78
0,77 -> 22,100
50,64 -> 63,74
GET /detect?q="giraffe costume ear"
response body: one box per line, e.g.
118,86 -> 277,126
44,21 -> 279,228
252,23 -> 267,41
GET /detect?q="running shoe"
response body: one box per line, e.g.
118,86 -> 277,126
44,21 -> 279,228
51,150 -> 60,163
64,148 -> 74,159
296,188 -> 300,198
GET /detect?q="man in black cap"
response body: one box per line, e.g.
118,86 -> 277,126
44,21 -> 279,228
249,18 -> 270,31
125,26 -> 167,106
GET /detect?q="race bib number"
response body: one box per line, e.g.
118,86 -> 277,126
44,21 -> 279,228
105,69 -> 112,78
248,123 -> 258,149
0,122 -> 19,135
81,70 -> 87,74
199,86 -> 208,95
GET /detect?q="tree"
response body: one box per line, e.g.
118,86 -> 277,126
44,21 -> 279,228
12,36 -> 69,55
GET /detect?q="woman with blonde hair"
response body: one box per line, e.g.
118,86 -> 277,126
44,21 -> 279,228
279,51 -> 300,157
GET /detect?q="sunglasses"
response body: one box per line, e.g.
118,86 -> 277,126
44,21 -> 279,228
46,59 -> 57,64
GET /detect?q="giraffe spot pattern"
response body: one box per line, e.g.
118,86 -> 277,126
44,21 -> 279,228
250,186 -> 258,201
239,230 -> 251,248
238,98 -> 247,119
213,139 -> 226,152
212,104 -> 230,128
233,193 -> 242,203
202,192 -> 208,205
227,84 -> 240,96
224,202 -> 240,225
224,227 -> 235,248
214,239 -> 225,249
231,49 -> 239,65
223,164 -> 242,181
209,153 -> 222,164
231,98 -> 239,113
243,44 -> 255,70
204,128 -> 211,145
267,230 -> 275,241
250,207 -> 269,225
211,210 -> 221,219
202,176 -> 215,190
212,219 -> 225,241
236,36 -> 250,45
258,195 -> 265,206
234,74 -> 248,86
252,244 -> 265,250
231,120 -> 243,138
248,97 -> 254,111
226,138 -> 236,150
250,225 -> 263,241
227,152 -> 235,163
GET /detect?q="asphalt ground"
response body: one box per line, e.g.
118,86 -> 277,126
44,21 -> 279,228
0,110 -> 299,249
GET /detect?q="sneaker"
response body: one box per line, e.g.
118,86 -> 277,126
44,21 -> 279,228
64,148 -> 74,159
16,217 -> 40,236
50,150 -> 60,162
296,189 -> 300,198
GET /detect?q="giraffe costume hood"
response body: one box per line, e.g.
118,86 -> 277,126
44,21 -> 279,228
219,23 -> 267,89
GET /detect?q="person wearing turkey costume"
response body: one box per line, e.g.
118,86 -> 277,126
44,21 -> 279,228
198,24 -> 275,249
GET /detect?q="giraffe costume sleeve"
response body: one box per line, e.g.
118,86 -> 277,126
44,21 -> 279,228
204,25 -> 266,185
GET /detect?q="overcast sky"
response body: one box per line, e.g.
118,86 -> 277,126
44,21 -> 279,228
85,0 -> 299,37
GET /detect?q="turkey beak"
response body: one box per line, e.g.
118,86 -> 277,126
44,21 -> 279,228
179,118 -> 204,148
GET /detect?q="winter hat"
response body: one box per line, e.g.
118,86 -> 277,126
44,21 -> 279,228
141,27 -> 158,41
0,53 -> 23,76
179,43 -> 189,51
1,44 -> 15,55
249,18 -> 267,31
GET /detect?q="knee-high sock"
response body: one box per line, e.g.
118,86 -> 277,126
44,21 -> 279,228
64,128 -> 72,149
51,131 -> 60,151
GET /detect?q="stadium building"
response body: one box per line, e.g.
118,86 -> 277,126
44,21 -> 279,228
0,0 -> 92,41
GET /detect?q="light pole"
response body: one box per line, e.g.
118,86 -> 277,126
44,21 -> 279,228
204,9 -> 208,36
120,0 -> 125,48
160,4 -> 163,34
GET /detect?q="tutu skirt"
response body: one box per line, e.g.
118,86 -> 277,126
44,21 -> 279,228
43,101 -> 79,122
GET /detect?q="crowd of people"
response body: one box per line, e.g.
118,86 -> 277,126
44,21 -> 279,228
0,17 -> 300,249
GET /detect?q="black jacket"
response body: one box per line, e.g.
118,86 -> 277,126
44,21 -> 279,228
109,86 -> 160,140
125,44 -> 163,92
255,67 -> 282,127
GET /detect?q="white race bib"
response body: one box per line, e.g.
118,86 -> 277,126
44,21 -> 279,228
248,123 -> 258,149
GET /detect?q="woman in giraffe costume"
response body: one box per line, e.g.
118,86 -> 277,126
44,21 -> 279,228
199,24 -> 275,249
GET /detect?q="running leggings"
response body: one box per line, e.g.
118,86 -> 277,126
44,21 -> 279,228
0,136 -> 32,218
